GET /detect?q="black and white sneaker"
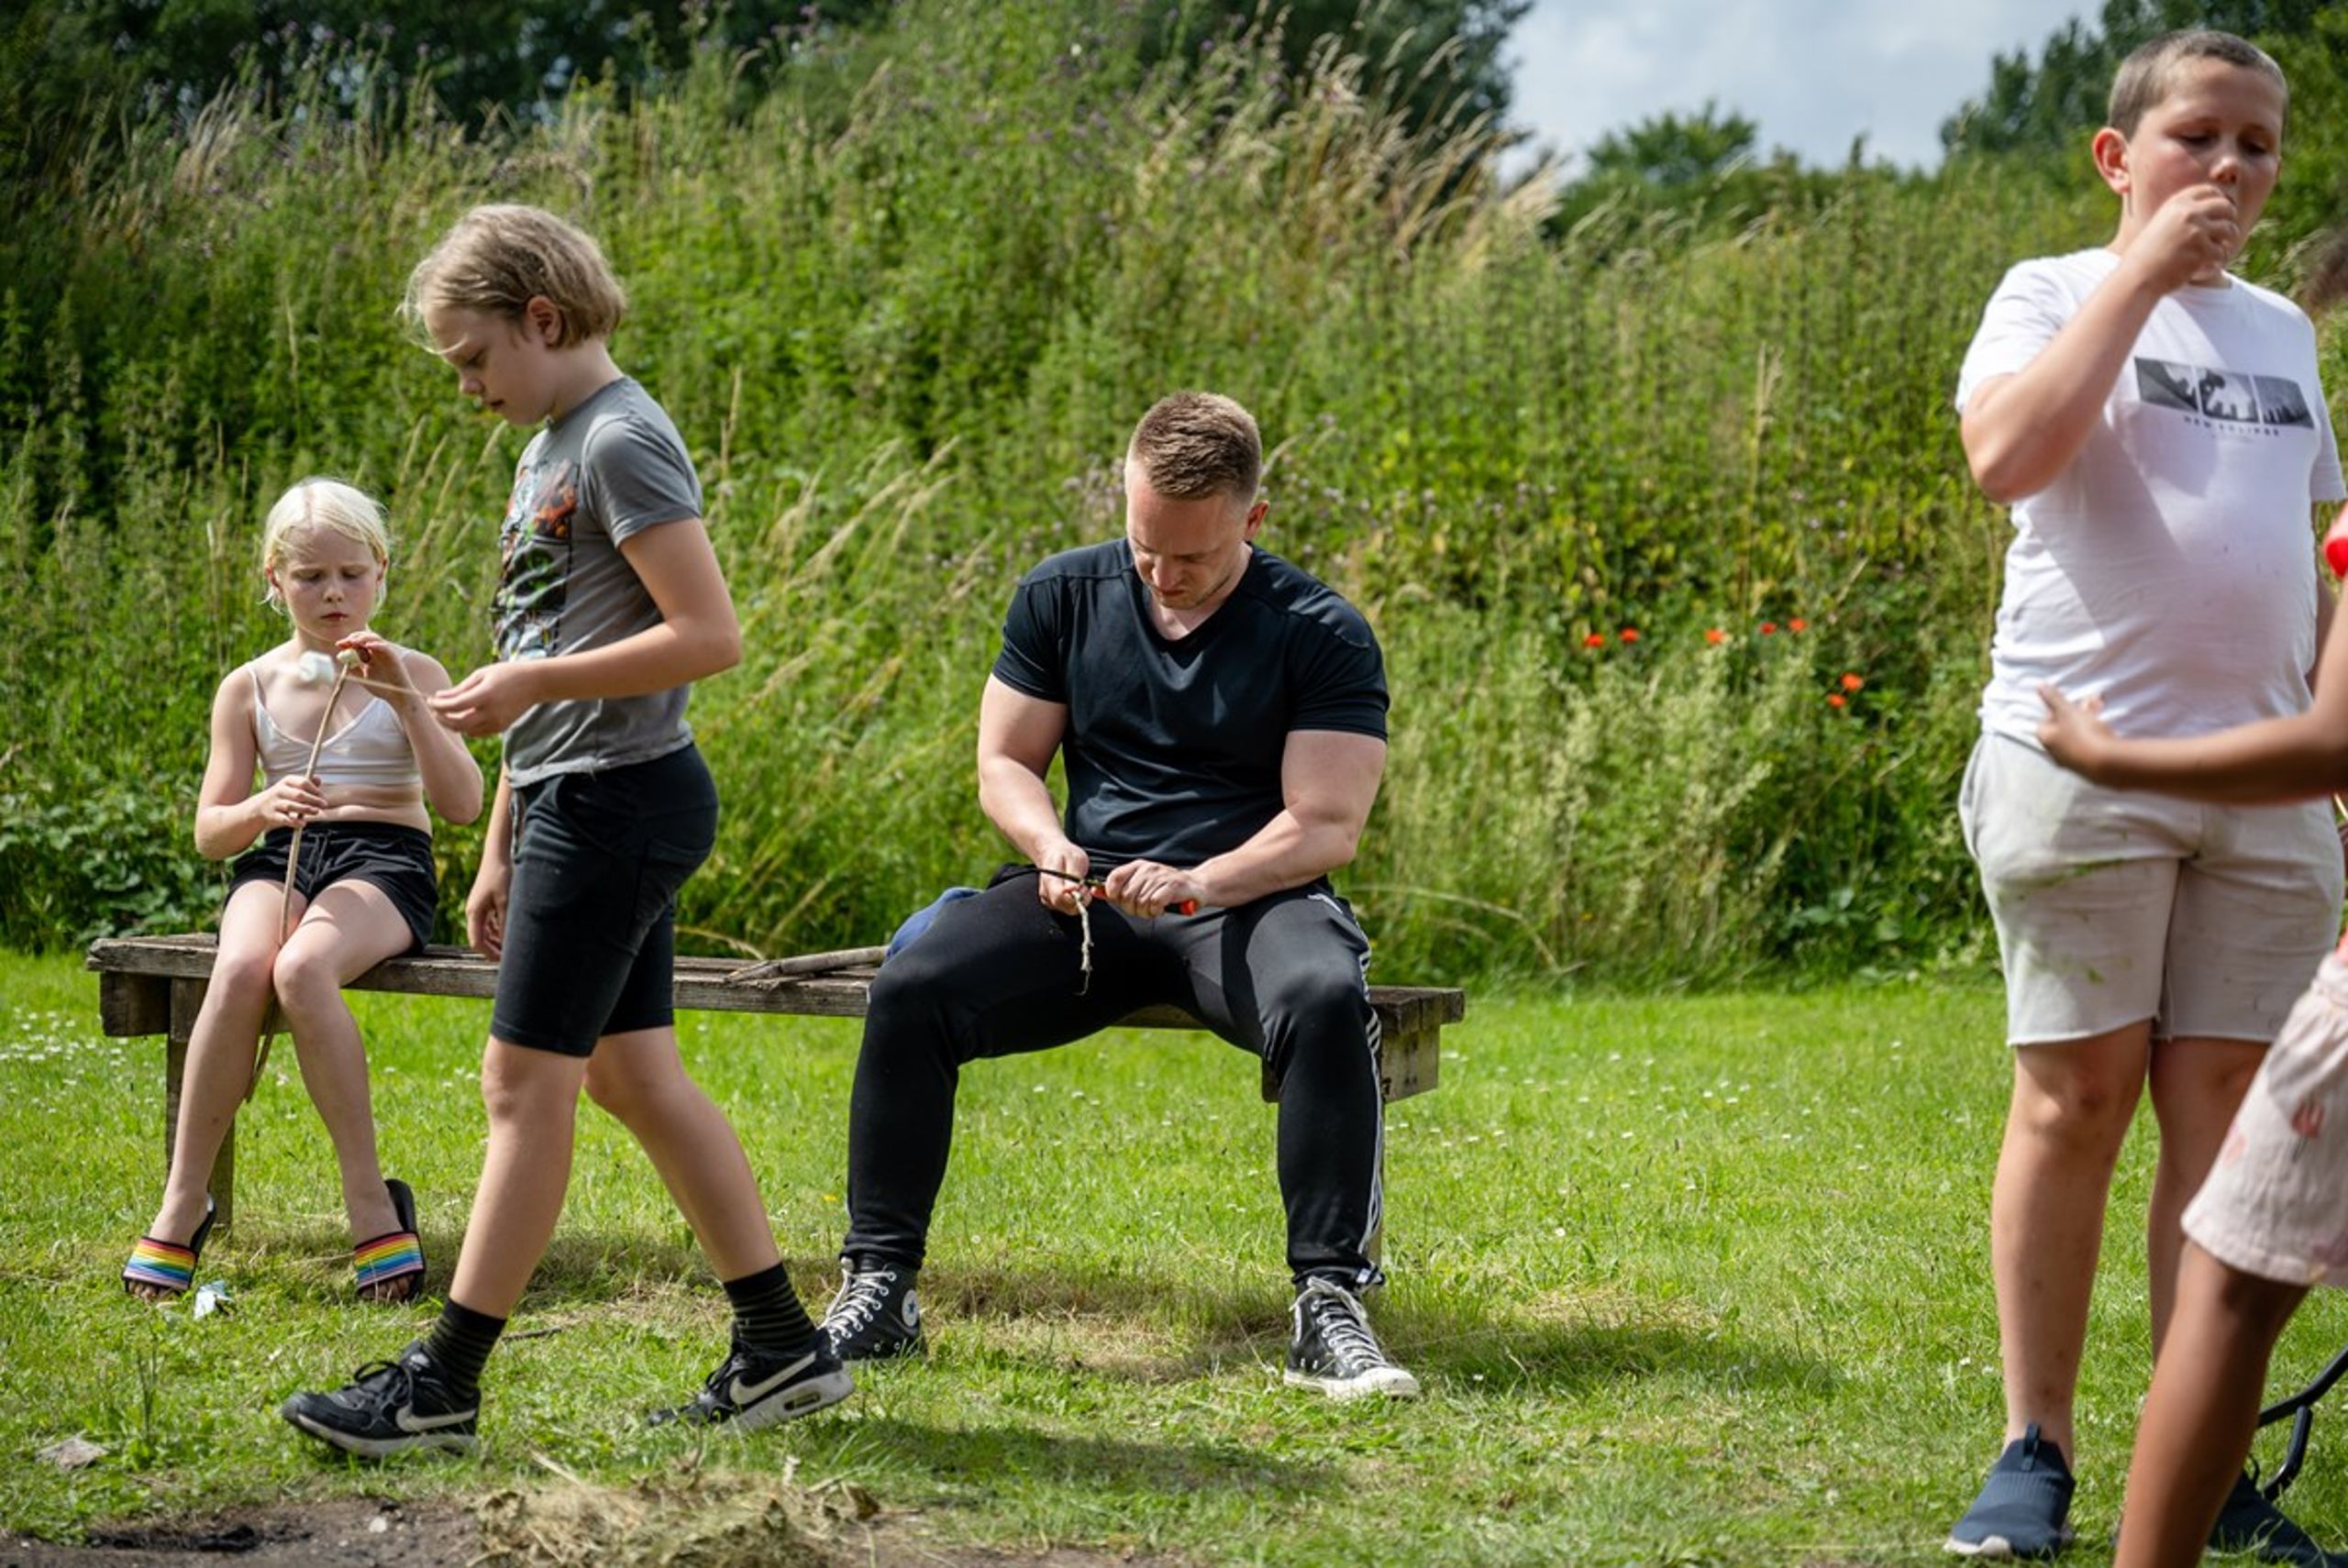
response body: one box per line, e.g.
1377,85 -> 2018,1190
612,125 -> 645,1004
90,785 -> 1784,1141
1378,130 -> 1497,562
820,1256 -> 924,1362
280,1342 -> 479,1457
1284,1277 -> 1421,1399
648,1328 -> 853,1430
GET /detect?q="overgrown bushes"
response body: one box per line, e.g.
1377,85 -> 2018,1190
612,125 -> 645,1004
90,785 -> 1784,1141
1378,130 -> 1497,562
6,0 -> 2341,980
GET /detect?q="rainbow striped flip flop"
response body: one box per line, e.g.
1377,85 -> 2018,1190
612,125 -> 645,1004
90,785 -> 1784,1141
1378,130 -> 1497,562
354,1177 -> 426,1303
123,1196 -> 216,1298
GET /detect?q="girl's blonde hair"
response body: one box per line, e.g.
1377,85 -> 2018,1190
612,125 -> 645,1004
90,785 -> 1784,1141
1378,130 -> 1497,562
400,204 -> 627,348
260,479 -> 391,610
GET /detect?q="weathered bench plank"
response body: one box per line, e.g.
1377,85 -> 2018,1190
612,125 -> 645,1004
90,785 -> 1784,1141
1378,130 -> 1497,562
88,934 -> 1465,1233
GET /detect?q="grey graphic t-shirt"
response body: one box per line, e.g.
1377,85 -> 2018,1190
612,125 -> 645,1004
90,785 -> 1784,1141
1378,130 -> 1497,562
493,377 -> 703,787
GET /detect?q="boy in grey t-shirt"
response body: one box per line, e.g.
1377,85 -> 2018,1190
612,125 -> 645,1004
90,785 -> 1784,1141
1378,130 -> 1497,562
493,375 -> 702,783
282,205 -> 850,1457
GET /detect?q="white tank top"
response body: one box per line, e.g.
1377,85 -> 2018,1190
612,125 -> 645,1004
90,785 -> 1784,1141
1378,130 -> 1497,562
250,668 -> 422,790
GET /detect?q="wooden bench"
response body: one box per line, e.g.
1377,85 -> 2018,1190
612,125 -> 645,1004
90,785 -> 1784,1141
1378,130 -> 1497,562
87,934 -> 1465,1232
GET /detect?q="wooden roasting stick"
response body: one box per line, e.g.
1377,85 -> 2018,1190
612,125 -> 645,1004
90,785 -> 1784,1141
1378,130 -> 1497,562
249,651 -> 358,1099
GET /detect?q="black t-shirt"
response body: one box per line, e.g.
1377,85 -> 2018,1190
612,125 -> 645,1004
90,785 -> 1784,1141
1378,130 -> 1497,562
991,540 -> 1388,868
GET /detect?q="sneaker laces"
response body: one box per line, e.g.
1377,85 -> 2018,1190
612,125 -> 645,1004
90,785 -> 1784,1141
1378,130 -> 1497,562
341,1355 -> 422,1404
1301,1280 -> 1388,1368
825,1265 -> 900,1339
697,1328 -> 752,1397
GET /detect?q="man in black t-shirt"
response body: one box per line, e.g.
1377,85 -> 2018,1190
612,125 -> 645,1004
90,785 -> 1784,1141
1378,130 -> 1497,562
818,392 -> 1417,1398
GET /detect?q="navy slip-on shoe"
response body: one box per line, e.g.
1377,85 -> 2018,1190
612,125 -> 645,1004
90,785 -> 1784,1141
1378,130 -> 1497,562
1946,1424 -> 2076,1560
2211,1471 -> 2348,1567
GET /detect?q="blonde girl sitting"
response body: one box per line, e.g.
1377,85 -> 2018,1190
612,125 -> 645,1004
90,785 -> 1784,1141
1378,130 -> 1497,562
123,479 -> 482,1304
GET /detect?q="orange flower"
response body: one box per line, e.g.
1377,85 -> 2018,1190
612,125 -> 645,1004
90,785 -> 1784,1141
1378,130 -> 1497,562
1759,622 -> 1778,635
1583,632 -> 1605,648
1827,693 -> 1846,709
1840,672 -> 1864,691
1705,627 -> 1726,645
1620,627 -> 1640,644
1789,617 -> 1808,633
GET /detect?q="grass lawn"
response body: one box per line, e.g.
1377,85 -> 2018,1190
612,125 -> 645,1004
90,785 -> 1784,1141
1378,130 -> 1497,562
5,947 -> 2347,1565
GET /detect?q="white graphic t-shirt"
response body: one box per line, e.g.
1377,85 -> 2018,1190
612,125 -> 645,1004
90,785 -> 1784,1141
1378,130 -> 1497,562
1956,248 -> 2345,747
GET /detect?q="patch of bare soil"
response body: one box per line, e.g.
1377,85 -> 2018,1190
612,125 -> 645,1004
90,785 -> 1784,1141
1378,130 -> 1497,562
3,1482 -> 1185,1568
2,1499 -> 473,1568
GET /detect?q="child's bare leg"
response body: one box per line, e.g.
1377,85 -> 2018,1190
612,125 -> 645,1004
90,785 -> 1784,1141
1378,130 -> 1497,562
443,1038 -> 588,1317
272,881 -> 421,1264
2143,1035 -> 2266,1353
2113,1243 -> 2304,1568
133,883 -> 292,1297
1990,1024 -> 2151,1462
581,1027 -> 782,1279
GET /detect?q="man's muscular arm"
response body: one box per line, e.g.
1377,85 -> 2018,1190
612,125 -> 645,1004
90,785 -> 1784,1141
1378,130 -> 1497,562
977,675 -> 1091,913
1102,729 -> 1385,918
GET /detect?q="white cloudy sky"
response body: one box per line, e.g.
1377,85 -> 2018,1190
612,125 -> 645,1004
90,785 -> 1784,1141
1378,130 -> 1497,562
1505,0 -> 2091,173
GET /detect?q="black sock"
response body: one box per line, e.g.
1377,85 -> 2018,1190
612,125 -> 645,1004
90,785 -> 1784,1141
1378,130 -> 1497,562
423,1299 -> 505,1399
723,1263 -> 819,1357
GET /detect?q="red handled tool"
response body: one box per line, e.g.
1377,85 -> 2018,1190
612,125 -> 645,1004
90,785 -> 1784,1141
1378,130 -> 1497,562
1036,866 -> 1199,915
2325,505 -> 2348,832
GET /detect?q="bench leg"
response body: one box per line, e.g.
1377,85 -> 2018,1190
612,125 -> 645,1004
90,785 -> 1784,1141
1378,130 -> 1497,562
162,977 -> 235,1231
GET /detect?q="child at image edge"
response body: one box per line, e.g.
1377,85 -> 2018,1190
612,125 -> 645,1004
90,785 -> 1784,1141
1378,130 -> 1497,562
282,205 -> 850,1454
2038,223 -> 2348,1568
124,480 -> 482,1307
2043,504 -> 2348,1568
1949,28 -> 2345,1563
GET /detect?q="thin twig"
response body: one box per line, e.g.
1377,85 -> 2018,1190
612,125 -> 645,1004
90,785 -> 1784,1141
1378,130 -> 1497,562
249,657 -> 354,1101
720,946 -> 889,985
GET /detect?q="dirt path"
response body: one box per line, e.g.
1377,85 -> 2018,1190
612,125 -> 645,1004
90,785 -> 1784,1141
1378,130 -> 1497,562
4,1501 -> 471,1568
3,1497 -> 1179,1568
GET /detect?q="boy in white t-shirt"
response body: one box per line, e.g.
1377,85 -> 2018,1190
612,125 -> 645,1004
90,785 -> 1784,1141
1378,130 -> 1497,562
1948,28 -> 2346,1563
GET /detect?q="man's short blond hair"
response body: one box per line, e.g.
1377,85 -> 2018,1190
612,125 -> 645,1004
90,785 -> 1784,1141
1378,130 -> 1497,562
2108,29 -> 2287,138
401,204 -> 626,348
1127,392 -> 1262,505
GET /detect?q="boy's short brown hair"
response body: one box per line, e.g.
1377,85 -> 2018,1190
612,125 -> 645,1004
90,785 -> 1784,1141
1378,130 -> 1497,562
2108,28 -> 2287,138
1127,392 -> 1262,504
401,204 -> 626,348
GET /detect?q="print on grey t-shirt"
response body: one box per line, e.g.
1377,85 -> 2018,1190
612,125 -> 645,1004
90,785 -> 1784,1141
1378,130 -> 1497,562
493,377 -> 704,787
499,458 -> 575,661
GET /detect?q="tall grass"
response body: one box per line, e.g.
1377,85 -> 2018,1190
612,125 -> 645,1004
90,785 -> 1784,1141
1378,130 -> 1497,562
3,0 -> 2330,978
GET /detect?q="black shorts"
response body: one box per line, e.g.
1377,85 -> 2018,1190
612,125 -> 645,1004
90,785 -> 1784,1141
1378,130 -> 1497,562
492,745 -> 716,1057
228,823 -> 438,955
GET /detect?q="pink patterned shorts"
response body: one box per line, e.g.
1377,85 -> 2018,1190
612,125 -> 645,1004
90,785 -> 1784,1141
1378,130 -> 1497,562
2187,949 -> 2348,1286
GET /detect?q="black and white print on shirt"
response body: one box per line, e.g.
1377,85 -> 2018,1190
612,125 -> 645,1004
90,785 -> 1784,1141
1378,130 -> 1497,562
2136,357 -> 2315,429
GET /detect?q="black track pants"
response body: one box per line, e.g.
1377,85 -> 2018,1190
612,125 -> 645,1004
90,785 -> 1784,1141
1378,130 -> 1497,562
840,867 -> 1384,1286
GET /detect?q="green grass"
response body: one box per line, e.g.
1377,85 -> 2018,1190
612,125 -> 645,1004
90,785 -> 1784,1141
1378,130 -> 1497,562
6,945 -> 2348,1564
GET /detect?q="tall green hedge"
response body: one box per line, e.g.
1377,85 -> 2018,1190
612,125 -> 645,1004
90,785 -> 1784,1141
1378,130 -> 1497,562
6,0 -> 2345,981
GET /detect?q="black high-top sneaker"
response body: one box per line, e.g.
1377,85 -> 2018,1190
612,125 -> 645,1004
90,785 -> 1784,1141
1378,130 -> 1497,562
1284,1277 -> 1420,1400
819,1256 -> 925,1361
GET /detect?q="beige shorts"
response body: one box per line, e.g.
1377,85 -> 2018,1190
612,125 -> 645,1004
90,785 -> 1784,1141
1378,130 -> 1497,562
2186,952 -> 2348,1287
1961,734 -> 2341,1046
